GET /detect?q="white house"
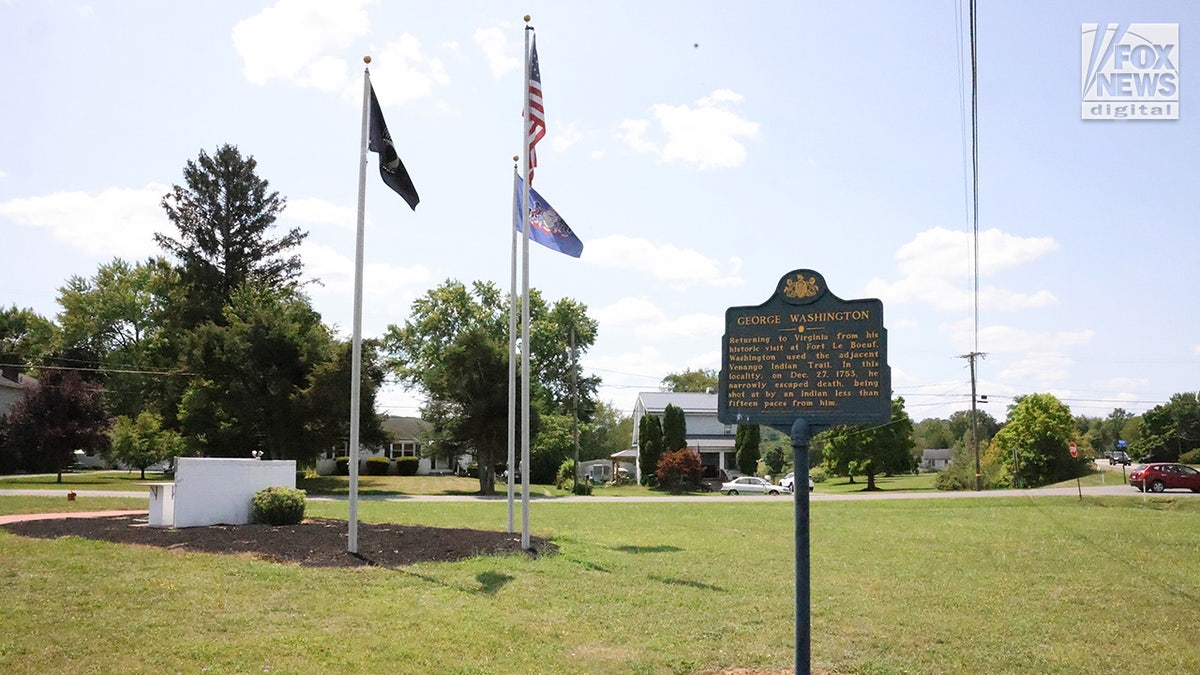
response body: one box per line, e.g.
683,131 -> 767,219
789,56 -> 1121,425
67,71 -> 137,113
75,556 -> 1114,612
0,368 -> 32,418
317,415 -> 470,475
631,391 -> 738,483
920,448 -> 953,472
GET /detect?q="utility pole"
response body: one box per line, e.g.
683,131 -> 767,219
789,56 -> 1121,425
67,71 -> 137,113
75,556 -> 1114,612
961,351 -> 986,491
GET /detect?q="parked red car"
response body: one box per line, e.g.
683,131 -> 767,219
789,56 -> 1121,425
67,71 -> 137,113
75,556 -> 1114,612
1129,463 -> 1200,493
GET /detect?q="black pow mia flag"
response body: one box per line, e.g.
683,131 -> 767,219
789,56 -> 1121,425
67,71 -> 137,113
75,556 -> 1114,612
368,83 -> 420,211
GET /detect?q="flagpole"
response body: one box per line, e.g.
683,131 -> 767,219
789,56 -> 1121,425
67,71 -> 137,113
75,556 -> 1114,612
507,161 -> 519,533
348,57 -> 372,554
520,19 -> 534,550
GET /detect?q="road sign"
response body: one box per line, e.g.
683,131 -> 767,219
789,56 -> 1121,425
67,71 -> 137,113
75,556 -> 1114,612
718,269 -> 891,427
1069,442 -> 1078,458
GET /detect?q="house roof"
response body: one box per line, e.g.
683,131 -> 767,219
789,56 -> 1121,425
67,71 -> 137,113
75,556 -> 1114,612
922,448 -> 953,461
635,391 -> 717,414
381,416 -> 431,441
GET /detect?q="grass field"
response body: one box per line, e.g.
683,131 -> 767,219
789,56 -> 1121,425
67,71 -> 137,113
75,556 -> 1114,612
2,493 -> 1199,673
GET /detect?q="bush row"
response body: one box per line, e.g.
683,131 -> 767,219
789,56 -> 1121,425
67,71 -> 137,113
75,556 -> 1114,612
334,456 -> 422,476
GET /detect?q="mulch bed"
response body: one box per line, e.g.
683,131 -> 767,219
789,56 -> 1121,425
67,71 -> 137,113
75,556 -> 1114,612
1,515 -> 554,568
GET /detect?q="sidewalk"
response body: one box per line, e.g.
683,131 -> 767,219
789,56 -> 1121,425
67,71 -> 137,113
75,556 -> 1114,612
0,509 -> 146,525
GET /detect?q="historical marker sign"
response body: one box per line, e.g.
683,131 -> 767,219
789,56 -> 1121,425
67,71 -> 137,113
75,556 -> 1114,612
718,269 -> 891,427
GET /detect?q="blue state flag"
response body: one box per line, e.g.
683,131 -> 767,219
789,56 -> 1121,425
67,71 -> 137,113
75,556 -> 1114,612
514,173 -> 583,258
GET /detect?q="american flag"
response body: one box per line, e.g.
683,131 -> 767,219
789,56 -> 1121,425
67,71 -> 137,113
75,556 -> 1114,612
526,36 -> 545,184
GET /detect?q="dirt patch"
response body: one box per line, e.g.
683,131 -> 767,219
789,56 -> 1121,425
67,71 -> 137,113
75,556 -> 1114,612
1,515 -> 554,568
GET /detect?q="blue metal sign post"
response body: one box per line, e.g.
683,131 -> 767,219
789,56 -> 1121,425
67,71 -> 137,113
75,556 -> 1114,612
718,270 -> 891,675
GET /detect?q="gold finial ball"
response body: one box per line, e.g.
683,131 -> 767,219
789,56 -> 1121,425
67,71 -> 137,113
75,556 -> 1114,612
363,55 -> 372,64
513,155 -> 520,162
523,14 -> 531,22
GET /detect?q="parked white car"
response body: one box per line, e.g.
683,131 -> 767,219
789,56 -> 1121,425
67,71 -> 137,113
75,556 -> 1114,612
720,476 -> 782,495
779,472 -> 815,493
780,472 -> 795,492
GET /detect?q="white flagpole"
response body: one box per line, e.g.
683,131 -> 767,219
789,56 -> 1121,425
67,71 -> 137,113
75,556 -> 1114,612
520,21 -> 534,550
348,59 -> 372,554
507,163 -> 519,533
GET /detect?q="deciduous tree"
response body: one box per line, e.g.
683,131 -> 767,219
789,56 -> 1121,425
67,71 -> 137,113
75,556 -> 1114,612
1136,393 -> 1200,462
661,368 -> 718,393
2,369 -> 110,482
108,411 -> 186,479
822,397 -> 915,490
991,393 -> 1083,487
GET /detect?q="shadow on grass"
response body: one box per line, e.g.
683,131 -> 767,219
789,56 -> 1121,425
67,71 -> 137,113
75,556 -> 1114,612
647,574 -> 725,592
476,571 -> 514,595
611,544 -> 683,554
396,568 -> 517,596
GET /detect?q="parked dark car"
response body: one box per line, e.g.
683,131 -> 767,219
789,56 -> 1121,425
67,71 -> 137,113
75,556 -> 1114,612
1129,463 -> 1200,493
1108,451 -> 1131,465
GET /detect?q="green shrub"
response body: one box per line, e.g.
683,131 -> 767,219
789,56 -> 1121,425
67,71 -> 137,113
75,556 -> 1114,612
809,467 -> 828,484
556,459 -> 577,490
572,481 -> 592,496
395,456 -> 420,476
335,456 -> 350,476
1180,449 -> 1200,465
366,456 -> 391,476
251,486 -> 306,526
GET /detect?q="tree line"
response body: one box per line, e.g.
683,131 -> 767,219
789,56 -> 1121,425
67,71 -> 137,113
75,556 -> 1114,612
0,145 -> 629,486
652,368 -> 1200,490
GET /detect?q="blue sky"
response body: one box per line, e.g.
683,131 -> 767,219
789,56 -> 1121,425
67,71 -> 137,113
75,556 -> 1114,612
1,0 -> 1196,422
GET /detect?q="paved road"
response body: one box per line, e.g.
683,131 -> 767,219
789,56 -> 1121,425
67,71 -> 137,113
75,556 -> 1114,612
1,483 -> 1189,503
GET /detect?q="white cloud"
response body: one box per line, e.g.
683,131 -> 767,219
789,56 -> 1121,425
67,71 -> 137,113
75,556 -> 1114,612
233,0 -> 372,92
618,89 -> 759,169
593,297 -> 664,326
635,313 -> 723,340
285,198 -> 356,230
865,227 -> 1060,312
584,234 -> 743,288
473,24 -> 519,77
371,35 -> 451,106
0,184 -> 167,258
593,297 -> 721,341
948,321 -> 1094,354
893,227 -> 1058,280
301,241 -> 431,339
1096,376 -> 1150,392
550,122 -> 584,152
995,352 -> 1075,385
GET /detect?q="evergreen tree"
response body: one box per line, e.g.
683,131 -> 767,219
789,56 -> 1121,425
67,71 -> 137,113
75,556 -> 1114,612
638,414 -> 663,485
156,144 -> 305,327
662,403 -> 687,452
736,424 -> 761,475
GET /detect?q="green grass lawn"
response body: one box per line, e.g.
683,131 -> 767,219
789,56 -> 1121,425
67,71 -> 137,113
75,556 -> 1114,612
0,470 -> 172,491
812,471 -> 939,494
3,494 -> 1199,673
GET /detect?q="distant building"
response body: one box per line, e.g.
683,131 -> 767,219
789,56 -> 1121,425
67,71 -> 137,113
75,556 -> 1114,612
0,369 -> 34,418
631,391 -> 738,484
921,448 -> 953,472
317,415 -> 469,475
